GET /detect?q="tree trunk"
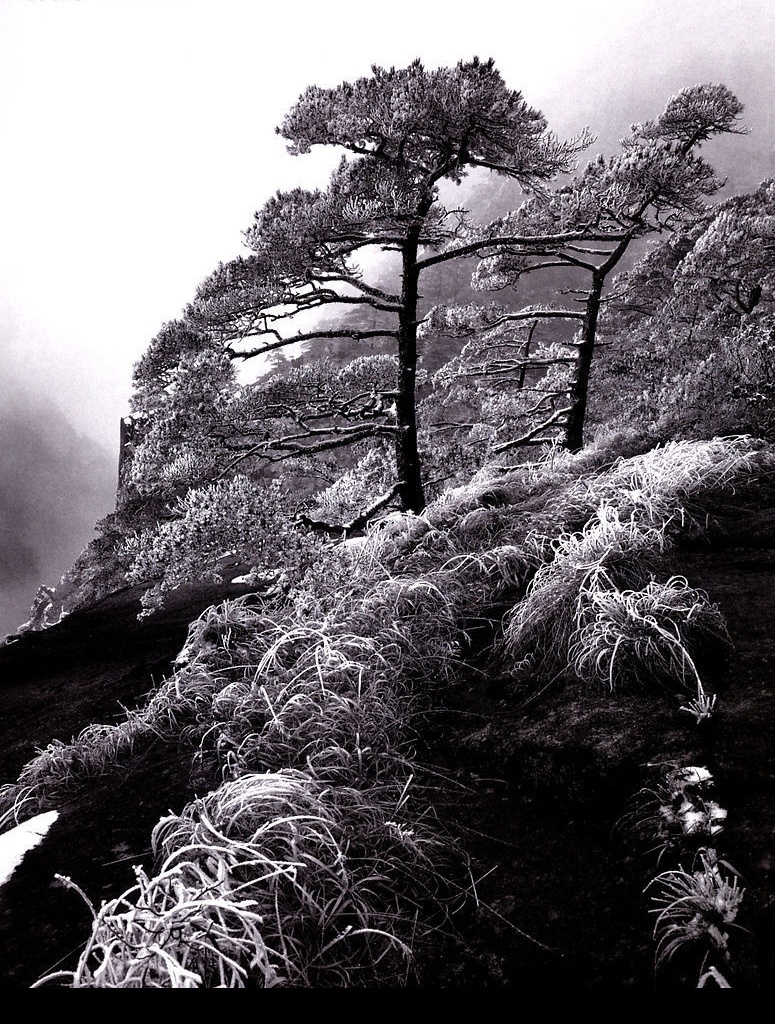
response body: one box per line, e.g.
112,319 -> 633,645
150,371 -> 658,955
395,230 -> 426,513
564,273 -> 603,453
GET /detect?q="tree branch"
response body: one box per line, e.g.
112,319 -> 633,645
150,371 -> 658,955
295,482 -> 404,536
491,406 -> 572,452
230,328 -> 397,360
417,229 -> 630,270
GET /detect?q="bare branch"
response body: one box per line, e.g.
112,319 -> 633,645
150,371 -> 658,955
491,406 -> 572,452
216,423 -> 400,477
417,228 -> 631,270
230,328 -> 397,360
295,482 -> 404,535
485,309 -> 585,330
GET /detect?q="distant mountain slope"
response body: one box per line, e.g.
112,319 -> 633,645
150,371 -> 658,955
0,382 -> 117,639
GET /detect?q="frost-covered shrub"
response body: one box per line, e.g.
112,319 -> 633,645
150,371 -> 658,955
124,475 -> 322,615
128,347 -> 238,500
309,445 -> 396,527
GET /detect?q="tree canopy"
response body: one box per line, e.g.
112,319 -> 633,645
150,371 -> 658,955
172,57 -> 592,514
111,62 -> 755,614
422,82 -> 747,454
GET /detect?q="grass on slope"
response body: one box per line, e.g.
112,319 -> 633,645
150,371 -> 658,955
1,431 -> 773,987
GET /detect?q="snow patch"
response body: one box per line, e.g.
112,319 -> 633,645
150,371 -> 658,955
0,810 -> 59,887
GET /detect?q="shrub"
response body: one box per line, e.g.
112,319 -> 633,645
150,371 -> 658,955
123,476 -> 322,616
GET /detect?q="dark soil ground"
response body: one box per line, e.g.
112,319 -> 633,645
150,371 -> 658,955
1,542 -> 774,989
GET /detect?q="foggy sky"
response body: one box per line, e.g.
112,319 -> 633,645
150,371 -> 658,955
1,0 -> 774,634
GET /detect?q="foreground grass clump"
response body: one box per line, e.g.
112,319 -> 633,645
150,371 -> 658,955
648,849 -> 747,984
1,432 -> 773,987
499,506 -> 673,687
4,568 -> 476,986
619,762 -> 749,988
35,770 -> 447,988
493,433 -> 771,695
569,574 -> 728,692
619,764 -> 728,865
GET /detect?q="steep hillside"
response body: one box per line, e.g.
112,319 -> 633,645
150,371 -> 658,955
1,435 -> 775,989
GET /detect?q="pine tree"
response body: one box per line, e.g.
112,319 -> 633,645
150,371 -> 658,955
181,57 -> 591,512
422,84 -> 747,455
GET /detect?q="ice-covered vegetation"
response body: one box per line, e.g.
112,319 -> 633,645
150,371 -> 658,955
4,431 -> 775,986
4,58 -> 775,987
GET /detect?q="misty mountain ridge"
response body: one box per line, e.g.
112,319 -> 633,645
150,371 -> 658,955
0,382 -> 117,639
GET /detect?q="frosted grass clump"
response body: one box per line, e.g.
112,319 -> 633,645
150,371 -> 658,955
500,504 -> 671,684
35,770 -> 447,988
648,849 -> 746,973
569,575 -> 728,692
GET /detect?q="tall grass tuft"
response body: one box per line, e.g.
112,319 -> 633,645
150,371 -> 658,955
499,505 -> 671,686
569,576 -> 728,692
567,434 -> 775,541
647,848 -> 746,975
34,770 -> 450,988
